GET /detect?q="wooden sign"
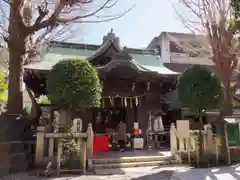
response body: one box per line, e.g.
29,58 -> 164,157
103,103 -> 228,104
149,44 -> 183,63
227,124 -> 239,146
176,120 -> 190,138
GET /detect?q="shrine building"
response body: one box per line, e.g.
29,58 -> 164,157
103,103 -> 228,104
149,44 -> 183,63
24,29 -> 179,139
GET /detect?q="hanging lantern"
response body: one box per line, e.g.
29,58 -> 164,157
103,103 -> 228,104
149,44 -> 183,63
135,96 -> 138,106
124,97 -> 127,107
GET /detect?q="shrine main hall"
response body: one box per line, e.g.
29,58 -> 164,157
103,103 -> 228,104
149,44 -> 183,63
24,30 -> 180,143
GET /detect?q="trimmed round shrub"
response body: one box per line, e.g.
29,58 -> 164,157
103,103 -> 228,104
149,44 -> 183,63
47,57 -> 102,108
177,65 -> 223,111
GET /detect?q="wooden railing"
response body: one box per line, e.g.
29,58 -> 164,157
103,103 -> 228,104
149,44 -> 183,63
35,123 -> 93,175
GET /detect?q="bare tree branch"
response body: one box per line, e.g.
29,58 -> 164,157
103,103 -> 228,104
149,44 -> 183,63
28,0 -> 134,33
172,0 -> 239,113
62,6 -> 134,23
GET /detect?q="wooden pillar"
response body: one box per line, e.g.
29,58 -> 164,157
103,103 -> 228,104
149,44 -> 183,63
133,105 -> 138,122
92,108 -> 96,132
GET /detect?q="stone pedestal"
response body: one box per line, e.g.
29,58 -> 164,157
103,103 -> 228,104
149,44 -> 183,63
0,114 -> 33,176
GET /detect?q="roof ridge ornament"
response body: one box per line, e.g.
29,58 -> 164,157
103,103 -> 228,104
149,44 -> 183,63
154,49 -> 159,55
102,28 -> 120,45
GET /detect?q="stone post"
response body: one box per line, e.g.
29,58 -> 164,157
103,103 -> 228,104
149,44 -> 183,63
206,124 -> 214,153
56,140 -> 63,176
35,126 -> 45,166
80,140 -> 87,173
170,123 -> 177,155
86,123 -> 93,170
203,125 -> 208,152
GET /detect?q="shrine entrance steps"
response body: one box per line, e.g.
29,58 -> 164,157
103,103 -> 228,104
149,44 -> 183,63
90,150 -> 177,169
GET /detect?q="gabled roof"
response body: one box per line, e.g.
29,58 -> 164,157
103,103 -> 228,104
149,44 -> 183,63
87,29 -> 130,61
24,29 -> 179,76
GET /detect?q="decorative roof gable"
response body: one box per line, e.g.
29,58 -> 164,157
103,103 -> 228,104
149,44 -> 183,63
88,29 -> 131,61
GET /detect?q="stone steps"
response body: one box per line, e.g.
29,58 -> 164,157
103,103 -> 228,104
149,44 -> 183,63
92,160 -> 177,169
91,153 -> 176,169
93,155 -> 173,164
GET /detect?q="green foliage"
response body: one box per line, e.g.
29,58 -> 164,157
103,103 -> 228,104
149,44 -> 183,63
38,95 -> 51,104
0,72 -> 8,103
47,57 -> 102,109
60,128 -> 80,168
177,65 -> 223,112
232,0 -> 240,19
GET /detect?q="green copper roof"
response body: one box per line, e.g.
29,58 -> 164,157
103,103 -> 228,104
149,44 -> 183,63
43,47 -> 94,60
25,30 -> 178,75
25,47 -> 177,75
25,45 -> 178,75
43,46 -> 165,66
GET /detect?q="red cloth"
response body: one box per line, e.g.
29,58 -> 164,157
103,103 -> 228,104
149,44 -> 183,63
93,135 -> 109,152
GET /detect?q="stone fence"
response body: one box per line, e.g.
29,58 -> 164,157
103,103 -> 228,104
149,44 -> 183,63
35,123 -> 93,175
170,122 -> 218,164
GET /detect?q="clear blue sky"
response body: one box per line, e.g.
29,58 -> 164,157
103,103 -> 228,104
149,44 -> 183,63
68,0 -> 189,48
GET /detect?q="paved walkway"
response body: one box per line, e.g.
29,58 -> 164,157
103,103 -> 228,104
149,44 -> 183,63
3,165 -> 240,180
171,164 -> 240,180
0,166 -> 179,180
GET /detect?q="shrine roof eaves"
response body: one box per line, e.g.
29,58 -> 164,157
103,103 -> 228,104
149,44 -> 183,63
24,39 -> 179,76
50,41 -> 157,55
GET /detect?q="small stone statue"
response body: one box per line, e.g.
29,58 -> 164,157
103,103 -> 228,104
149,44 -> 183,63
71,118 -> 82,133
153,116 -> 164,132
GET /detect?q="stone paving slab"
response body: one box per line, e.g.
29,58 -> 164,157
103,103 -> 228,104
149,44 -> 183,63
6,164 -> 238,180
171,164 -> 240,180
0,166 -> 179,180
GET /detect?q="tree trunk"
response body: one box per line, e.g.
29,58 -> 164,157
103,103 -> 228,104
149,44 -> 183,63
217,58 -> 233,117
7,2 -> 28,114
221,88 -> 233,116
7,48 -> 25,114
59,109 -> 72,131
218,83 -> 232,163
216,87 -> 232,134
